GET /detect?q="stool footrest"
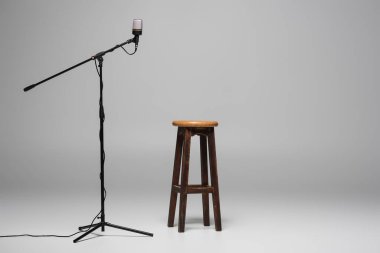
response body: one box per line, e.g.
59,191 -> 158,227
172,184 -> 214,194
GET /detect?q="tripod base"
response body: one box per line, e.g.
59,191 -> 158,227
74,222 -> 153,243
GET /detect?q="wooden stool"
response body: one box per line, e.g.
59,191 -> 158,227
167,120 -> 222,232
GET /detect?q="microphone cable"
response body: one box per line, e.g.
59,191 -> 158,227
0,207 -> 102,239
121,45 -> 137,55
1,60 -> 106,238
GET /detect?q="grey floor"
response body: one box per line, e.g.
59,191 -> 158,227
1,1 -> 379,252
1,191 -> 379,253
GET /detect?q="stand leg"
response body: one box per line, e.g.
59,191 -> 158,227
168,128 -> 184,227
74,223 -> 103,243
78,222 -> 101,231
105,222 -> 153,237
178,128 -> 191,232
200,135 -> 210,226
208,128 -> 222,231
74,222 -> 153,243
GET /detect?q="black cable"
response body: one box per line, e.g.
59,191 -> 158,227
1,57 -> 109,240
94,58 -> 100,77
0,232 -> 81,238
121,45 -> 137,55
0,209 -> 101,238
1,151 -> 105,239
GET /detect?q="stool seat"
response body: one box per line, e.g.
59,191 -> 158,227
172,120 -> 218,128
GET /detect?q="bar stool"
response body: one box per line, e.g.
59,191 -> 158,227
167,120 -> 222,232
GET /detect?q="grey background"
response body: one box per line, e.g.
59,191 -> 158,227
0,0 -> 379,252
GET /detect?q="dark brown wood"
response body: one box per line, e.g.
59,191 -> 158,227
178,128 -> 191,232
167,127 -> 184,227
172,185 -> 181,193
208,128 -> 222,231
167,124 -> 222,232
172,184 -> 213,194
200,135 -> 210,226
192,127 -> 210,136
187,185 -> 213,194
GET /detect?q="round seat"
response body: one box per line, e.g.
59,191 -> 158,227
172,120 -> 218,128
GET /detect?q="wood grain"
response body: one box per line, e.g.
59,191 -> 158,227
172,120 -> 218,128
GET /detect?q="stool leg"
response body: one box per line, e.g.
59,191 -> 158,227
208,128 -> 222,231
178,128 -> 191,232
200,135 -> 210,226
168,128 -> 184,227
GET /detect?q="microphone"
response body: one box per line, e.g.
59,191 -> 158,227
132,19 -> 142,47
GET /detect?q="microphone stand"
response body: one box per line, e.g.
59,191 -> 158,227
23,35 -> 153,243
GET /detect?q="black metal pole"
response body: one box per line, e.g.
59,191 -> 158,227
98,56 -> 106,232
23,37 -> 136,92
23,57 -> 93,92
75,54 -> 153,242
